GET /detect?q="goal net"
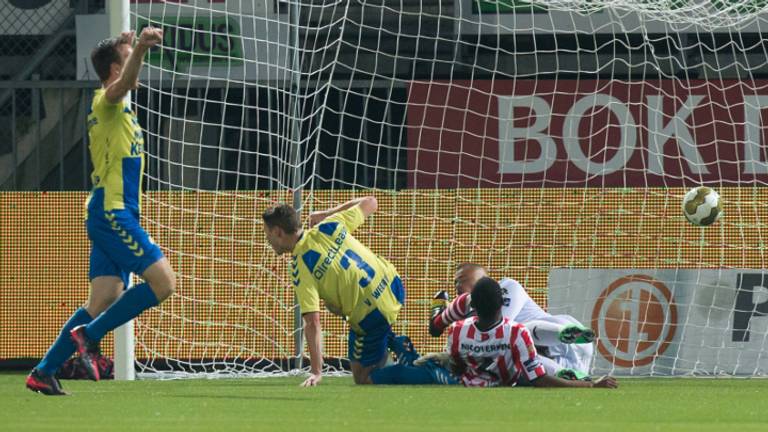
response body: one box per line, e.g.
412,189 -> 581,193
129,0 -> 768,377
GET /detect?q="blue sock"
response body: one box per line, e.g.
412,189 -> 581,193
37,308 -> 93,376
84,282 -> 158,341
370,364 -> 436,385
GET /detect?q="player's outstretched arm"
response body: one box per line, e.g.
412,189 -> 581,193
105,27 -> 163,104
429,292 -> 470,337
301,311 -> 323,387
308,196 -> 378,227
532,374 -> 618,389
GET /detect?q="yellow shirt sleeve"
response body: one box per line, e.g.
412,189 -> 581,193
291,255 -> 320,314
326,205 -> 365,233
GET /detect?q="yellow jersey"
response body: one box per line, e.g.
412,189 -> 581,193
290,205 -> 402,333
85,88 -> 145,215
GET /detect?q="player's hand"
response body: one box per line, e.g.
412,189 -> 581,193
431,290 -> 449,314
592,376 -> 618,389
118,31 -> 135,46
137,26 -> 163,48
301,373 -> 322,387
308,211 -> 327,228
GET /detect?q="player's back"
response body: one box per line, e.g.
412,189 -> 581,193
86,89 -> 145,215
447,316 -> 545,387
499,278 -> 548,322
291,206 -> 402,331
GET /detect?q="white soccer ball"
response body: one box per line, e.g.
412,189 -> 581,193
682,186 -> 723,226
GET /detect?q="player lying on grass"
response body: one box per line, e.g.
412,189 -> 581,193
430,263 -> 595,379
26,27 -> 175,396
441,277 -> 617,388
263,197 -> 406,386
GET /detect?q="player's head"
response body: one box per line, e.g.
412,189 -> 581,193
470,277 -> 503,322
262,204 -> 302,255
455,263 -> 488,294
91,35 -> 133,84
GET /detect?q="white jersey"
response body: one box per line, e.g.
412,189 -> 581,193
434,278 -> 549,329
433,277 -> 594,373
498,278 -> 549,323
446,316 -> 546,387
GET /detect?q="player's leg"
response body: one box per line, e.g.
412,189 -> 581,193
27,246 -> 126,395
525,315 -> 595,347
545,324 -> 595,376
387,333 -> 420,366
71,212 -> 174,379
349,328 -> 390,384
549,314 -> 595,344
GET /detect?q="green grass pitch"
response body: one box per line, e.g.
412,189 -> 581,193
2,372 -> 767,431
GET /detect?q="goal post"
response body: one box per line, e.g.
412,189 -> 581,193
123,0 -> 768,378
108,0 -> 135,382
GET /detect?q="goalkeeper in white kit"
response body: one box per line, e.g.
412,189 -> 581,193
429,263 -> 596,380
440,276 -> 616,388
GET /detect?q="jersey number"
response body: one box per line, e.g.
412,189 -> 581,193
340,249 -> 375,288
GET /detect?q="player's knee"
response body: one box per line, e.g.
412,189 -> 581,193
144,260 -> 176,302
351,363 -> 374,385
84,295 -> 118,316
353,371 -> 372,385
153,272 -> 176,302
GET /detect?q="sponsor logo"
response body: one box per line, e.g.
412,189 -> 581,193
733,273 -> 768,342
591,274 -> 678,367
136,16 -> 243,72
407,80 -> 768,188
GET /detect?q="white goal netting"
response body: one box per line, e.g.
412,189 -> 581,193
130,0 -> 768,377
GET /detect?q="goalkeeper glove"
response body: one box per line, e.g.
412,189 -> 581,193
430,290 -> 449,320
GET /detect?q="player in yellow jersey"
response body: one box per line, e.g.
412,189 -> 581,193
26,27 -> 176,395
263,197 -> 406,386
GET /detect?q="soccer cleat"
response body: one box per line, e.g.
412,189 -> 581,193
388,334 -> 420,366
421,359 -> 459,385
556,368 -> 592,381
558,325 -> 596,344
25,369 -> 68,396
70,325 -> 101,381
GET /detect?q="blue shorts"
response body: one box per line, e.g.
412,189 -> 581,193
348,277 -> 406,367
86,209 -> 164,287
348,309 -> 393,367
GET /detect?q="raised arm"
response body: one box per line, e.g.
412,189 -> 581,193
104,27 -> 163,104
308,196 -> 378,227
429,292 -> 471,337
301,311 -> 323,387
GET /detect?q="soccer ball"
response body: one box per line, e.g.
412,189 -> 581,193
682,186 -> 723,226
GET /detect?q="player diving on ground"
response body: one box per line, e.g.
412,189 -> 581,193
263,196 -> 407,386
437,277 -> 617,388
429,263 -> 596,379
26,27 -> 175,395
371,263 -> 599,385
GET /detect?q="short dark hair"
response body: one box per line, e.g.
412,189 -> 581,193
470,277 -> 503,321
91,36 -> 130,82
262,204 -> 301,234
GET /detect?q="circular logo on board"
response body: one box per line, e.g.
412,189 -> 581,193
591,274 -> 678,367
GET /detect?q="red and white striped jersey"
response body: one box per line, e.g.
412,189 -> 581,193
446,316 -> 546,387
